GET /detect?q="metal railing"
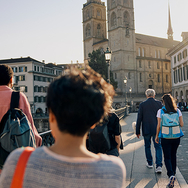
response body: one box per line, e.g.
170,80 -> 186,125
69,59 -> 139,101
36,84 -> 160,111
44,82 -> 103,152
39,107 -> 127,146
39,130 -> 55,146
114,106 -> 127,120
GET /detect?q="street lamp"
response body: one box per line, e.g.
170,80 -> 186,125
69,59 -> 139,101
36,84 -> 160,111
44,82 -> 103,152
124,76 -> 127,106
129,87 -> 132,113
105,47 -> 112,83
129,87 -> 132,99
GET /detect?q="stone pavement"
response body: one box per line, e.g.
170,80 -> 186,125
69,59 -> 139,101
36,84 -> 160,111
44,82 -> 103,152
119,113 -> 188,188
177,111 -> 188,184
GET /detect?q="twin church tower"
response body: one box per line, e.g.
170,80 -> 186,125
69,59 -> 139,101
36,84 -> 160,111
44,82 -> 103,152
82,0 -> 178,96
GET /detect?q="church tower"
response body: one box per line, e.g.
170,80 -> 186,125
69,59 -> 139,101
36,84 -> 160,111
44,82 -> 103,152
167,4 -> 173,40
83,0 -> 107,64
107,0 -> 136,93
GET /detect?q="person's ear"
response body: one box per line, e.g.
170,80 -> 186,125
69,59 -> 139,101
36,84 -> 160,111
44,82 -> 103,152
49,109 -> 57,139
49,109 -> 56,124
8,77 -> 13,88
9,77 -> 13,84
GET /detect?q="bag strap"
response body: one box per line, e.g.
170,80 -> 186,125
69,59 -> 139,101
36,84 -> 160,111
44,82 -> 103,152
10,147 -> 35,188
10,91 -> 20,109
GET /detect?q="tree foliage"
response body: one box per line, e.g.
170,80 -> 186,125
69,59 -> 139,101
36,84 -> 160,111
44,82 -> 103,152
88,49 -> 118,89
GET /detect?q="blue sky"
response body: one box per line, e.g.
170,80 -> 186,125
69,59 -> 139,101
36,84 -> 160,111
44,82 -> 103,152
0,0 -> 188,64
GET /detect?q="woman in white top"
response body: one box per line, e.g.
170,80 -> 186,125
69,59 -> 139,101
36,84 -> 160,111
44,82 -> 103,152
155,94 -> 184,188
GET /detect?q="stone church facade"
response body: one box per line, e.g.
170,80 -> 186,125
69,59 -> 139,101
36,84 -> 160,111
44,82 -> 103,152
82,0 -> 179,99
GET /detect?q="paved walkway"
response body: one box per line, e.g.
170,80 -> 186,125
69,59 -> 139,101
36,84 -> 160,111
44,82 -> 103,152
119,113 -> 188,188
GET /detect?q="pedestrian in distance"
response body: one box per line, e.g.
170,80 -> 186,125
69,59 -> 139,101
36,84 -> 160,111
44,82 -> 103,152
155,94 -> 184,188
177,101 -> 183,111
0,64 -> 42,174
0,67 -> 126,188
182,100 -> 187,111
136,89 -> 163,173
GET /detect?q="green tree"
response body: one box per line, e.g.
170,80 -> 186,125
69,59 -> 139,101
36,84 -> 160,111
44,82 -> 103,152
88,49 -> 118,89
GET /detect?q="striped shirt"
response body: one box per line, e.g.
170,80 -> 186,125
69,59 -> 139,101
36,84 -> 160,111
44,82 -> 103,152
0,146 -> 126,188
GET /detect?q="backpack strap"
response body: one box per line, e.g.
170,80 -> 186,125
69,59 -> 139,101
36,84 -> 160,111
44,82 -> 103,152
10,91 -> 20,109
10,147 -> 35,188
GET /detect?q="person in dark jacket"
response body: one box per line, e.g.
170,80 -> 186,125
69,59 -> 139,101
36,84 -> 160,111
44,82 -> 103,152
87,111 -> 122,157
106,112 -> 122,157
136,89 -> 163,173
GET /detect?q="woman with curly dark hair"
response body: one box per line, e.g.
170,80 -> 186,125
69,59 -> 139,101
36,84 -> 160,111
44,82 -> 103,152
155,94 -> 184,188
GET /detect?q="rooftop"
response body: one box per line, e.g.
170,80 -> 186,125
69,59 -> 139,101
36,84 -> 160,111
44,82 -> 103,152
135,33 -> 180,48
83,0 -> 105,8
0,57 -> 42,64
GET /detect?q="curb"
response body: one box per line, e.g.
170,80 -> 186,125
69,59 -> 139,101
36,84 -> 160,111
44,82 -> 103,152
176,167 -> 188,188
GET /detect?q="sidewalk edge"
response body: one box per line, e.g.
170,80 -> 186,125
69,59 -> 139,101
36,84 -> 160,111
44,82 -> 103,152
176,167 -> 188,188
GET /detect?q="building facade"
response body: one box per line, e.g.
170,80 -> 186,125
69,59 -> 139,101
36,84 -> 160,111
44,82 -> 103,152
83,0 -> 179,98
0,57 -> 63,132
168,33 -> 188,103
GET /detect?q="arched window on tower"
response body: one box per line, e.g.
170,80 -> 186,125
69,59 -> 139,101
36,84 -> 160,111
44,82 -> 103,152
158,74 -> 160,82
97,9 -> 101,18
123,0 -> 129,6
139,60 -> 142,68
123,11 -> 130,26
158,50 -> 161,58
97,24 -> 101,37
157,62 -> 160,69
140,73 -> 142,82
128,72 -> 131,79
155,50 -> 158,58
138,47 -> 141,56
142,48 -> 145,57
148,80 -> 153,89
112,0 -> 116,8
86,24 -> 91,37
86,10 -> 90,18
115,73 -> 117,79
166,75 -> 168,83
111,12 -> 117,27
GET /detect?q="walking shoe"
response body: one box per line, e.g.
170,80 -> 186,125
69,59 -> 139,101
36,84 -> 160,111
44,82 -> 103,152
146,163 -> 153,168
155,166 -> 162,173
166,175 -> 176,188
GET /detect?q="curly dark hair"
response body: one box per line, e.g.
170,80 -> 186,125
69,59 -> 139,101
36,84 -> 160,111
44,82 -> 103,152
0,64 -> 13,85
46,66 -> 115,136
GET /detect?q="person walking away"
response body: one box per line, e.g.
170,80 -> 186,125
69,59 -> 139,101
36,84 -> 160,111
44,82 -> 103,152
106,112 -> 122,157
136,89 -> 163,173
183,100 -> 187,111
88,111 -> 122,157
0,65 -> 42,174
0,67 -> 126,188
178,101 -> 182,111
155,94 -> 184,188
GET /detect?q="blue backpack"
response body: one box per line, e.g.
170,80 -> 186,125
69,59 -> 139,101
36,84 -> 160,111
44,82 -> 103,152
160,108 -> 184,139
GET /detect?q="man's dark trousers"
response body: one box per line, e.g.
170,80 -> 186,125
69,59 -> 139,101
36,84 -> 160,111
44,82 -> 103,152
136,97 -> 163,167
